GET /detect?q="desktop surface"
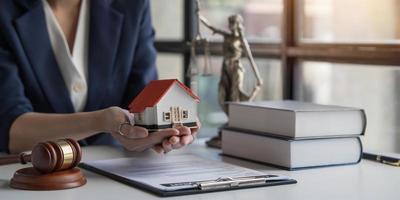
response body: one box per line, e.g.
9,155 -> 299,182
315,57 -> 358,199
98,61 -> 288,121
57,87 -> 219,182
0,139 -> 399,200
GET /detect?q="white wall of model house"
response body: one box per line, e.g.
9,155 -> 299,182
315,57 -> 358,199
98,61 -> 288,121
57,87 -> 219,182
134,106 -> 157,125
133,83 -> 198,126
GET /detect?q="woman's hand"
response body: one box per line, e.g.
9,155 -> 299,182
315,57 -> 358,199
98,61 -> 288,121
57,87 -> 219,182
153,119 -> 201,154
100,107 -> 177,152
111,127 -> 180,152
100,107 -> 200,153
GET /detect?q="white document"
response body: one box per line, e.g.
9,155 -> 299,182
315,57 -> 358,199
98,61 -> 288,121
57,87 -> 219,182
85,154 -> 290,191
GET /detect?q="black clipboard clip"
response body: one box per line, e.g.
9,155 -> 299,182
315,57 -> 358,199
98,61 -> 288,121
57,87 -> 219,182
198,175 -> 286,190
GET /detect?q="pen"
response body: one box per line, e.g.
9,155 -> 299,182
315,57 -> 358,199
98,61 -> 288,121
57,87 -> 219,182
363,152 -> 400,167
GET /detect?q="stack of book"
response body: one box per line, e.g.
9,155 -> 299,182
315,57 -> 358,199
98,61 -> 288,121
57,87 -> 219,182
221,100 -> 367,170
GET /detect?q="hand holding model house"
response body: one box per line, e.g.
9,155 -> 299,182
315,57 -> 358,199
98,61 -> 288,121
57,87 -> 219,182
107,79 -> 200,153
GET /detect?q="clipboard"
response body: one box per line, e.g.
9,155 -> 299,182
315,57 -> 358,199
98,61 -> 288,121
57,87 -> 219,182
80,155 -> 296,197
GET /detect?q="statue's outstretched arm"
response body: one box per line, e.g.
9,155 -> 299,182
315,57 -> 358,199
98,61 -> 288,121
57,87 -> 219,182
239,30 -> 263,87
238,30 -> 263,101
199,15 -> 230,36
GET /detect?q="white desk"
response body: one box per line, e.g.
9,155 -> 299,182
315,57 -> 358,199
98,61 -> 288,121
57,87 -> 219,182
1,139 -> 399,200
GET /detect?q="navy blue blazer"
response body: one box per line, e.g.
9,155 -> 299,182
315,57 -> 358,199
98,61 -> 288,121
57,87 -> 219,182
0,0 -> 158,152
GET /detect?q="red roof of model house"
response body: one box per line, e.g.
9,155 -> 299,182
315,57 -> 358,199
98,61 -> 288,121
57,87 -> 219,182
129,79 -> 200,113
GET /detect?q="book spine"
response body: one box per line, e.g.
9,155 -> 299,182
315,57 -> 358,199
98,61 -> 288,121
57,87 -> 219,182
221,153 -> 363,171
228,104 -> 366,138
221,130 -> 363,170
224,127 -> 363,141
360,109 -> 367,136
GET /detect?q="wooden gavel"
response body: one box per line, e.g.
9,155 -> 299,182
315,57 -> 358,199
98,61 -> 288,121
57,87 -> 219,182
0,139 -> 81,173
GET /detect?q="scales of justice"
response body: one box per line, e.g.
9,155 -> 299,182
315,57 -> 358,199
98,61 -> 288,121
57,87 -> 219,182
188,0 -> 263,148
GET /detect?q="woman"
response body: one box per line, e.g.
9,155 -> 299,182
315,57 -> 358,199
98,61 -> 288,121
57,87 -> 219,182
0,0 -> 198,153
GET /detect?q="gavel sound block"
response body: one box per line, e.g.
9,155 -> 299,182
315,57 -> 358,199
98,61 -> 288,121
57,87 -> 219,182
0,139 -> 86,190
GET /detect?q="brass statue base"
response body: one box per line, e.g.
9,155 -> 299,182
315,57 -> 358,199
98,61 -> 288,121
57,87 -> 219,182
206,136 -> 221,149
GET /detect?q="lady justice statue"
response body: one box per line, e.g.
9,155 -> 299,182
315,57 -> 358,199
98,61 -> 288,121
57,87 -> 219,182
196,7 -> 263,113
191,1 -> 263,148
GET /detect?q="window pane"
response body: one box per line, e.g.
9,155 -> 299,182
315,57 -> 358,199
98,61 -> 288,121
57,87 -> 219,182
199,0 -> 282,42
151,0 -> 183,40
294,61 -> 400,153
156,54 -> 184,82
299,0 -> 400,43
193,56 -> 282,137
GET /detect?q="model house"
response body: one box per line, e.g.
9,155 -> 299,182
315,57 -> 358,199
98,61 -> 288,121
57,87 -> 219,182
128,79 -> 200,131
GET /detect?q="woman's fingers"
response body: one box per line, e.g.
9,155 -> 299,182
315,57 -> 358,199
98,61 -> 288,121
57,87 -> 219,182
152,145 -> 165,154
111,121 -> 201,152
170,136 -> 183,149
121,109 -> 135,125
176,126 -> 194,145
169,136 -> 180,144
120,125 -> 148,139
136,129 -> 178,151
162,139 -> 173,153
180,134 -> 194,145
176,126 -> 191,136
166,127 -> 195,151
150,128 -> 179,143
159,131 -> 183,153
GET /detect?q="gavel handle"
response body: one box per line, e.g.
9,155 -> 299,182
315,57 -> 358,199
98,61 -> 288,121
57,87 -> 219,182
0,153 -> 31,165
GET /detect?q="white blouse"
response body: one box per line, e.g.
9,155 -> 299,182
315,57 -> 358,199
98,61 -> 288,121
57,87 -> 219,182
42,0 -> 90,112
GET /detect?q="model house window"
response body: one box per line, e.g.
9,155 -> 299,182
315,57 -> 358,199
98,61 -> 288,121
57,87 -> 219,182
182,110 -> 188,119
163,112 -> 171,122
137,113 -> 142,121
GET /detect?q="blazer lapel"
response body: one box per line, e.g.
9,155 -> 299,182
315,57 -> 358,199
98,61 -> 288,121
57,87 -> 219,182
85,0 -> 124,111
14,0 -> 74,113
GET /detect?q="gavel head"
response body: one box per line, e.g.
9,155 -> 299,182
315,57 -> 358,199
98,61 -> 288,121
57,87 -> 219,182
30,139 -> 81,173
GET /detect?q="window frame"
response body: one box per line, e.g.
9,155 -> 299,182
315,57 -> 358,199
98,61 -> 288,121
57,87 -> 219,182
153,0 -> 400,99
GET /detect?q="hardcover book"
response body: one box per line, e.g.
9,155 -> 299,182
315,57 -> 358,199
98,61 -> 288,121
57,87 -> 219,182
222,128 -> 363,170
228,100 -> 366,139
